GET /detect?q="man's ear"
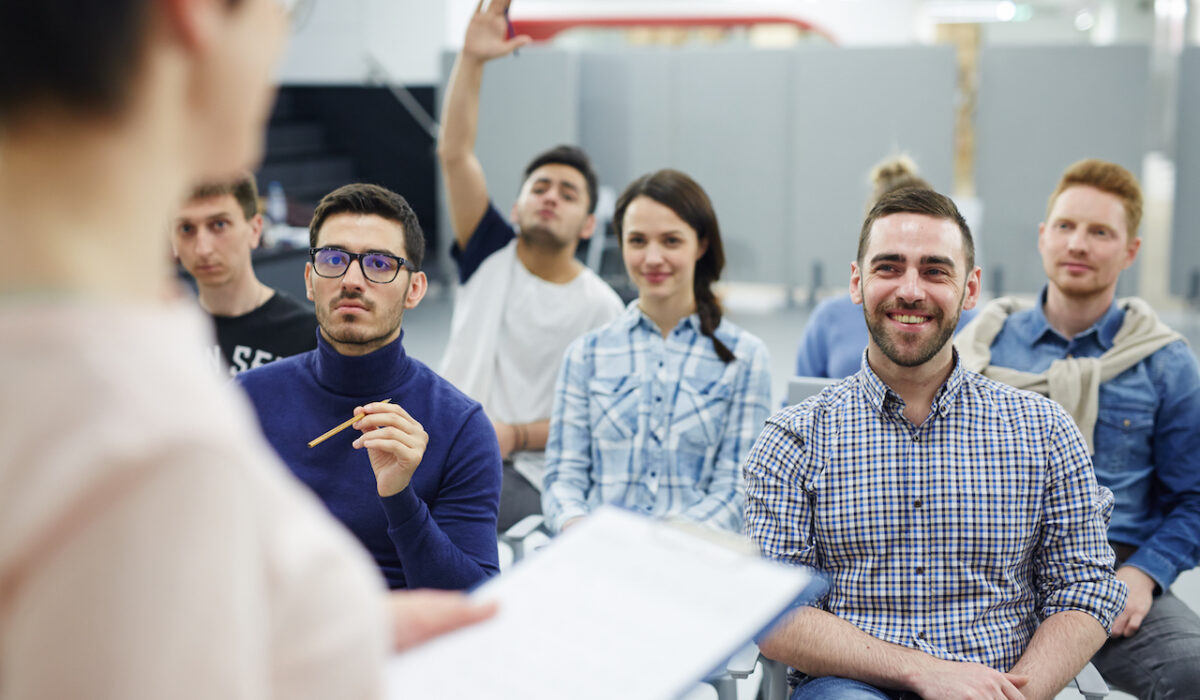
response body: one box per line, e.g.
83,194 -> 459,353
962,266 -> 983,311
248,213 -> 265,249
304,262 -> 314,302
578,214 -> 597,241
849,262 -> 863,304
161,0 -> 224,52
405,271 -> 428,310
1123,235 -> 1142,270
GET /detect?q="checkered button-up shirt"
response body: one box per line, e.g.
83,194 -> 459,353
744,352 -> 1127,671
544,302 -> 772,533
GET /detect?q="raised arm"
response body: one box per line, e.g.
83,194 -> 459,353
438,0 -> 531,249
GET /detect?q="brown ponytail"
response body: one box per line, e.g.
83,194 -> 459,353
614,169 -> 735,364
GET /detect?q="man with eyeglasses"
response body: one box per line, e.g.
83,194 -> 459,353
172,174 -> 317,375
239,183 -> 502,591
439,0 -> 624,531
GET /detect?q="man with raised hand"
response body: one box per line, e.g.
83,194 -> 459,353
745,187 -> 1126,700
957,159 -> 1200,699
438,0 -> 624,530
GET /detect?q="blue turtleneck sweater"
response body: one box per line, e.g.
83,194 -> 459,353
238,331 -> 501,590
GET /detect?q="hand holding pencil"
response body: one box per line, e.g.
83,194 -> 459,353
346,400 -> 429,498
309,400 -> 429,498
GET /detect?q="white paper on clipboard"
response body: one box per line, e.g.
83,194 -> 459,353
387,506 -> 825,700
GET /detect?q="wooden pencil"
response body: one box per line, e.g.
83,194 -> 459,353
307,398 -> 392,448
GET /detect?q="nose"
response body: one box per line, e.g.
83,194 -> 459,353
194,230 -> 215,257
1066,227 -> 1089,254
340,257 -> 368,290
896,268 -> 925,304
643,241 -> 665,266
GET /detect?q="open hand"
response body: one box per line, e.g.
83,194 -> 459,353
463,0 -> 532,62
389,589 -> 497,652
352,401 -> 428,497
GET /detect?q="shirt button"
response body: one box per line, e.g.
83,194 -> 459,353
649,471 -> 657,478
913,499 -> 923,509
917,631 -> 925,640
915,566 -> 924,575
912,434 -> 920,442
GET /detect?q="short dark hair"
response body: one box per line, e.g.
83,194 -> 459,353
0,1 -> 153,120
857,188 -> 975,271
309,184 -> 425,270
188,174 -> 259,221
523,145 -> 599,214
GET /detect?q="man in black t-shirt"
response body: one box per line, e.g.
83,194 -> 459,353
172,175 -> 317,375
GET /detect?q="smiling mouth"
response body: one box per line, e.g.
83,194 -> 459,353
887,312 -> 931,326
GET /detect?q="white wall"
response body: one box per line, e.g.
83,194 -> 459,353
279,0 -> 446,84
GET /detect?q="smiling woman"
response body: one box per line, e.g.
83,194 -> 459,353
542,169 -> 774,535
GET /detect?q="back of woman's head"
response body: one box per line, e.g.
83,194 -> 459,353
613,169 -> 734,363
0,0 -> 152,121
868,155 -> 931,210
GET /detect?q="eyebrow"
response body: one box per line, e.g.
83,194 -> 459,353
869,253 -> 957,270
320,244 -> 404,258
533,177 -> 581,193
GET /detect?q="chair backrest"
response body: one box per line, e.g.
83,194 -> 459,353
786,376 -> 838,405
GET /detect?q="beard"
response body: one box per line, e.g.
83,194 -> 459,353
864,296 -> 961,368
517,220 -> 574,252
315,289 -> 404,348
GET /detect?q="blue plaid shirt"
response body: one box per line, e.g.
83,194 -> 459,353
543,302 -> 772,533
744,352 -> 1127,671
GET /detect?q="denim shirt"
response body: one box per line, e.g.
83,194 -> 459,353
543,303 -> 773,533
988,288 -> 1200,590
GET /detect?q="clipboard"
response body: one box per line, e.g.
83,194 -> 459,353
387,506 -> 825,699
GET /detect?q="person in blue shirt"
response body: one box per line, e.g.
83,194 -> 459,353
796,156 -> 976,380
543,169 -> 773,534
957,159 -> 1200,700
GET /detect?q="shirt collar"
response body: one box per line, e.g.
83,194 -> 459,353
857,347 -> 967,420
621,300 -> 702,337
1029,285 -> 1124,350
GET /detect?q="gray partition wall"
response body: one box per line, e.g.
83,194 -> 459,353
976,46 -> 1150,296
791,46 -> 956,290
441,46 -> 956,288
1171,47 -> 1200,301
580,48 -> 798,284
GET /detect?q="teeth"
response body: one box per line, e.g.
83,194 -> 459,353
894,315 -> 927,324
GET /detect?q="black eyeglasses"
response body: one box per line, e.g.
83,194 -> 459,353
309,247 -> 418,284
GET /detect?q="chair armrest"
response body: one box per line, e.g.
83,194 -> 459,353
725,643 -> 761,679
1072,661 -> 1108,699
504,514 -> 546,539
